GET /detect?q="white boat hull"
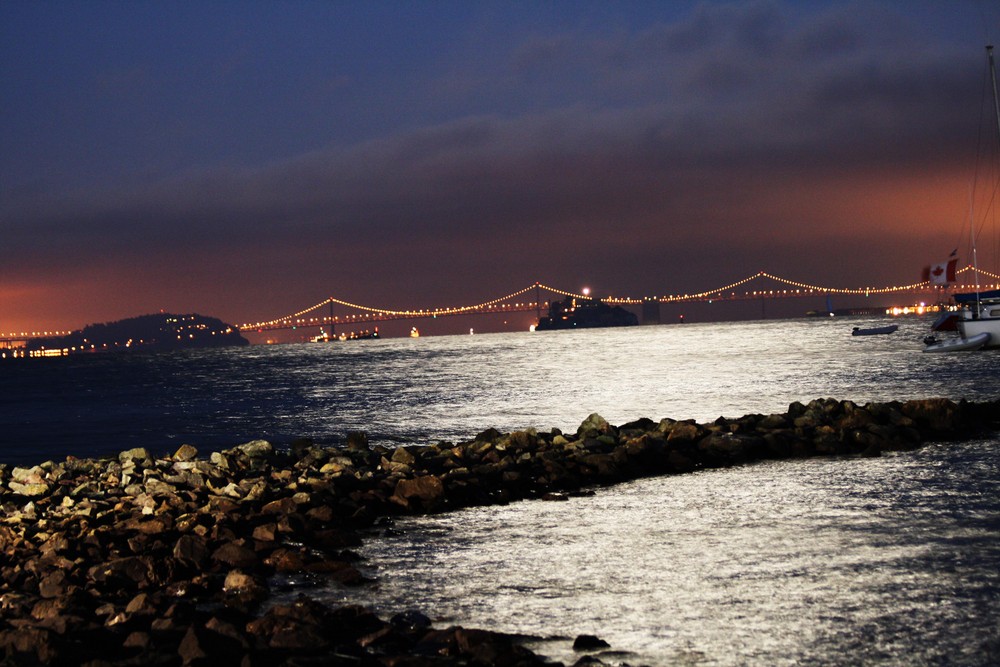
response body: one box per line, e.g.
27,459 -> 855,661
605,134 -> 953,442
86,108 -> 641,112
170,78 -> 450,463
958,313 -> 1000,348
923,332 -> 991,352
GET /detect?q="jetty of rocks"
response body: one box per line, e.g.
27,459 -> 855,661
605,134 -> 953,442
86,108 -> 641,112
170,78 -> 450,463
1,397 -> 998,666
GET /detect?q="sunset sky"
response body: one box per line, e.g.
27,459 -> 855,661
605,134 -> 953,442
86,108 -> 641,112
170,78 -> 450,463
3,1 -> 1000,335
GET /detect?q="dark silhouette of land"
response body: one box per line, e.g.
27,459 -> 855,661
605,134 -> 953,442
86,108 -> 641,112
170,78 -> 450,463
30,313 -> 248,353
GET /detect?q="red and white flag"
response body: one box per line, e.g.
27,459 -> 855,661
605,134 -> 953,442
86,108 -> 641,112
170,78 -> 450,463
925,257 -> 958,285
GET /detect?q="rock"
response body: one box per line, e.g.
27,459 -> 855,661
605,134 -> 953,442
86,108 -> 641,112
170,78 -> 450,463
699,433 -> 745,460
666,421 -> 700,442
8,481 -> 50,497
307,560 -> 368,585
90,557 -> 152,587
391,446 -> 416,465
901,398 -> 959,433
577,413 -> 612,439
178,625 -> 207,664
573,634 -> 611,650
38,570 -> 69,598
759,413 -> 788,429
223,570 -> 267,598
11,466 -> 45,484
252,523 -> 278,542
392,475 -> 444,507
174,534 -> 209,567
125,591 -> 158,615
265,548 -> 307,573
0,627 -> 58,663
345,431 -> 369,450
173,444 -> 199,462
475,427 -> 503,443
390,609 -> 433,633
211,541 -> 258,569
234,439 -> 273,458
261,497 -> 297,516
118,447 -> 152,464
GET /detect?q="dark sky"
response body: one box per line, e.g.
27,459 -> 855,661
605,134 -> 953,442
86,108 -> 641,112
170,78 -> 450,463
3,1 -> 1000,335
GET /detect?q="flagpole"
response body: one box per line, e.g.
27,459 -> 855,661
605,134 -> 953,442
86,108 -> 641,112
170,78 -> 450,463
969,185 -> 981,316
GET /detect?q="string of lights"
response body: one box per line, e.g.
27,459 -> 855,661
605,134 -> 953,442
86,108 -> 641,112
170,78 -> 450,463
234,266 -> 1000,331
241,284 -> 544,330
13,269 -> 996,337
0,330 -> 73,339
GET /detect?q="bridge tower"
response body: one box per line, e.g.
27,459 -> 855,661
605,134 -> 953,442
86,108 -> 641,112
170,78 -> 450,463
535,283 -> 541,323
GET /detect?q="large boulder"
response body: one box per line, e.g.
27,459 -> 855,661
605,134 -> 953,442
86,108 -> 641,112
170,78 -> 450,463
391,475 -> 444,510
577,413 -> 613,439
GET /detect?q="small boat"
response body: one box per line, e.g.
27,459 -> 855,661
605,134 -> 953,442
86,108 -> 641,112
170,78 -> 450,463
852,325 -> 898,336
922,332 -> 991,353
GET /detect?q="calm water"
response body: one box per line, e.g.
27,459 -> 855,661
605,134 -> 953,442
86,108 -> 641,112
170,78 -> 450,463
4,316 -> 1000,664
323,439 -> 1000,666
1,315 -> 997,466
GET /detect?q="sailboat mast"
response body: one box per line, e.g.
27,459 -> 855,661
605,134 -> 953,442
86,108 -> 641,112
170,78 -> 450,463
972,45 -> 1000,312
989,46 -> 1000,150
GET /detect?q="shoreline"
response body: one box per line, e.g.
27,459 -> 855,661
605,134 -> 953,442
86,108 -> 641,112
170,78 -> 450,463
1,397 -> 998,666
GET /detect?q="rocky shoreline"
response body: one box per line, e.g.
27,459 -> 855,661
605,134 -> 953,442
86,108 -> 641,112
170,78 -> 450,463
2,397 -> 999,666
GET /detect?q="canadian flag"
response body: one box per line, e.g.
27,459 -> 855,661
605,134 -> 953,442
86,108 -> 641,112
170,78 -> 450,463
925,257 -> 958,285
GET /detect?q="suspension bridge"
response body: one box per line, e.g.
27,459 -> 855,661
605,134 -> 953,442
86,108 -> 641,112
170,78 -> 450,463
237,266 -> 1000,333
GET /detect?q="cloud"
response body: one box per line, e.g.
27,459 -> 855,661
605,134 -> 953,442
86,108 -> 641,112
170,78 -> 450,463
0,0 -> 989,328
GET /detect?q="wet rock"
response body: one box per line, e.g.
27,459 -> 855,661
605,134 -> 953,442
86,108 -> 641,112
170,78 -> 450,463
577,413 -> 613,439
345,431 -> 369,451
901,398 -> 960,434
759,413 -> 788,429
223,570 -> 268,600
573,634 -> 611,650
475,427 -> 503,443
665,421 -> 701,442
391,446 -> 416,465
391,609 -> 433,633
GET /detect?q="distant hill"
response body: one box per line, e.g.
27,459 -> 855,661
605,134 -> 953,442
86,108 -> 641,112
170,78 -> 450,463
30,313 -> 249,353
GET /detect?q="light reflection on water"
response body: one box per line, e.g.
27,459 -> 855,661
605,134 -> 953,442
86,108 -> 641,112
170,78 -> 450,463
316,440 -> 1000,666
2,314 -> 999,465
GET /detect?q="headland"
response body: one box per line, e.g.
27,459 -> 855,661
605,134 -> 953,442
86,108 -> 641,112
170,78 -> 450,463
25,313 -> 248,356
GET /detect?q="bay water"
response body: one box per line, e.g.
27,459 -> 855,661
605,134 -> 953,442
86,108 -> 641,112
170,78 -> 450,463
3,315 -> 1000,664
